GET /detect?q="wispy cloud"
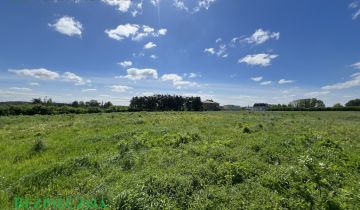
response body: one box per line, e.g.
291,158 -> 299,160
251,76 -> 263,82
144,42 -> 157,49
118,60 -> 133,68
349,1 -> 360,19
243,29 -> 280,45
62,72 -> 91,85
8,68 -> 60,80
260,81 -> 272,85
173,0 -> 217,13
161,74 -> 197,89
278,79 -> 295,84
305,91 -> 330,97
9,87 -> 32,91
107,85 -> 132,93
321,73 -> 360,90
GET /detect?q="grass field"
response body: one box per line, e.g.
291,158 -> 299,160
0,111 -> 359,209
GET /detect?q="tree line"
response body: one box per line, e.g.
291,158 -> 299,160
268,98 -> 360,111
0,98 -> 127,116
129,95 -> 203,111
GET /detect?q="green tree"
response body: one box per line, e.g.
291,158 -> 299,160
345,99 -> 360,107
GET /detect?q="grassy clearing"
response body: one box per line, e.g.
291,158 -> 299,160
0,111 -> 359,209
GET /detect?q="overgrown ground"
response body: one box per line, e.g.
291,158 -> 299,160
0,112 -> 359,209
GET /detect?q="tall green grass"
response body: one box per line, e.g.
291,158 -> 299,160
0,112 -> 359,209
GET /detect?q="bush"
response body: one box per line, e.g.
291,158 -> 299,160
31,139 -> 45,153
243,127 -> 251,134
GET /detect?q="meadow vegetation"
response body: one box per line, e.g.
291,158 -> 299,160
0,111 -> 359,209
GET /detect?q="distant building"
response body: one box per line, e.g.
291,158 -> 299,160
252,103 -> 269,111
203,100 -> 220,111
222,105 -> 242,111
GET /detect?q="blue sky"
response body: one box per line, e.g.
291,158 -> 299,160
1,0 -> 360,106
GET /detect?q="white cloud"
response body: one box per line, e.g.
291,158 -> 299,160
260,81 -> 272,85
108,85 -> 132,93
144,42 -> 157,49
321,73 -> 360,90
29,82 -> 39,86
161,73 -> 197,89
305,91 -> 330,97
173,0 -> 216,13
350,1 -> 359,9
118,60 -> 133,68
8,68 -> 60,80
9,87 -> 32,91
102,0 -> 131,12
81,89 -> 97,92
158,28 -> 167,36
105,24 -> 139,41
351,62 -> 360,69
238,53 -> 278,66
216,44 -> 227,57
150,54 -> 158,59
349,1 -> 360,19
244,29 -> 280,45
204,48 -> 215,55
62,72 -> 90,85
150,0 -> 160,6
353,9 -> 360,19
188,73 -> 198,78
105,24 -> 167,41
173,0 -> 189,12
251,76 -> 263,82
215,38 -> 222,43
194,0 -> 216,12
278,79 -> 295,84
204,44 -> 227,58
49,16 -> 83,37
119,68 -> 158,80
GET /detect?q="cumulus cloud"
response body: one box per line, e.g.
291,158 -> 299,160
260,81 -> 272,85
118,68 -> 158,80
244,29 -> 280,45
321,73 -> 360,90
8,68 -> 60,79
9,87 -> 32,91
49,16 -> 83,37
105,24 -> 167,41
118,60 -> 133,68
251,76 -> 263,82
108,85 -> 132,93
238,53 -> 278,66
161,74 -> 197,89
204,48 -> 215,55
144,42 -> 157,49
102,0 -> 131,12
62,72 -> 90,85
278,79 -> 294,84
